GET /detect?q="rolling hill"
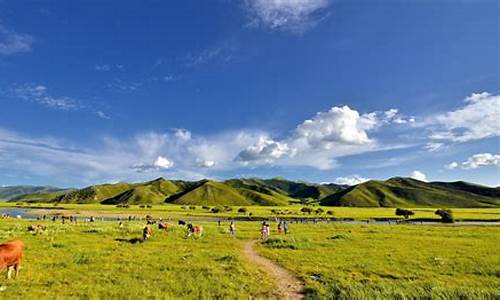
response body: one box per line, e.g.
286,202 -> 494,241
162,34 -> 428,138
320,177 -> 500,208
0,185 -> 71,201
5,177 -> 500,207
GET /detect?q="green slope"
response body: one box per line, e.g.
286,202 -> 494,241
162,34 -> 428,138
321,177 -> 500,208
54,183 -> 132,204
0,186 -> 68,201
165,181 -> 253,206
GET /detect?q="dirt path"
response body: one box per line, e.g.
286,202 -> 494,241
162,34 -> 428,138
243,240 -> 304,299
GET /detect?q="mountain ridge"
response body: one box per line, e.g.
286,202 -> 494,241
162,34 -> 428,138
4,177 -> 500,207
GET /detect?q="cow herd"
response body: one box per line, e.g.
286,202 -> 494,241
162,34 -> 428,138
0,218 -> 205,279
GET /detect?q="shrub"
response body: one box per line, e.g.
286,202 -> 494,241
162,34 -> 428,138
262,237 -> 310,250
189,206 -> 196,210
326,210 -> 334,215
211,207 -> 222,213
202,206 -> 210,210
181,206 -> 187,210
435,209 -> 454,223
238,207 -> 247,213
301,207 -> 313,214
146,205 -> 152,208
223,206 -> 233,212
315,208 -> 324,214
395,208 -> 415,219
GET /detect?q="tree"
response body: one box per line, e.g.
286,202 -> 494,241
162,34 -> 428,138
435,209 -> 454,223
395,208 -> 415,219
300,207 -> 313,214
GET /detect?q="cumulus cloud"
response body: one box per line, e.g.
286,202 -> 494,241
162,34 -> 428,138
131,156 -> 174,173
198,159 -> 216,168
410,170 -> 427,182
0,24 -> 33,55
334,175 -> 370,186
235,136 -> 294,163
294,106 -> 378,148
244,0 -> 331,33
459,153 -> 500,169
428,92 -> 500,142
233,105 -> 412,169
174,129 -> 192,141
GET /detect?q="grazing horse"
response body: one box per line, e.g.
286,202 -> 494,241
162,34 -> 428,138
158,223 -> 173,230
143,226 -> 153,240
0,240 -> 24,279
186,224 -> 203,237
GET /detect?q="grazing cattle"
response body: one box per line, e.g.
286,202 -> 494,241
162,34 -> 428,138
147,219 -> 157,225
143,226 -> 153,240
178,220 -> 186,225
158,223 -> 173,230
27,224 -> 46,234
0,240 -> 24,279
186,224 -> 203,237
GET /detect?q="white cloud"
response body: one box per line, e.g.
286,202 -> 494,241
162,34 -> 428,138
334,175 -> 370,186
174,129 -> 192,141
410,170 -> 427,182
428,92 -> 500,142
94,64 -> 125,72
461,153 -> 500,169
294,106 -> 378,148
0,24 -> 33,55
244,0 -> 331,33
446,161 -> 458,170
235,136 -> 294,163
8,83 -> 80,110
424,142 -> 445,152
131,156 -> 174,173
0,102 -> 415,184
198,159 -> 216,168
96,111 -> 111,120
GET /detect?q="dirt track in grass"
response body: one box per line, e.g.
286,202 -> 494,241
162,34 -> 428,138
243,240 -> 304,299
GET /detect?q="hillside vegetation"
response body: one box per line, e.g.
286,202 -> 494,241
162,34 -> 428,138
6,177 -> 500,207
321,177 -> 500,208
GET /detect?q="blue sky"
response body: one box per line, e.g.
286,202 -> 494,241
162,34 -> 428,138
0,0 -> 499,187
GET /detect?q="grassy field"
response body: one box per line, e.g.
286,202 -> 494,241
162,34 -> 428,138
0,217 -> 498,299
2,202 -> 500,221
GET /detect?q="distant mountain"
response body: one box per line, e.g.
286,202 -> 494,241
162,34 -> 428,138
7,177 -> 500,207
320,177 -> 500,208
0,185 -> 71,201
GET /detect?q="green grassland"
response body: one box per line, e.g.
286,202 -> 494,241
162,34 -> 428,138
0,219 -> 498,299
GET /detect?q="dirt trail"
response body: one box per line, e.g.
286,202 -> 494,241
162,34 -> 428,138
243,240 -> 304,299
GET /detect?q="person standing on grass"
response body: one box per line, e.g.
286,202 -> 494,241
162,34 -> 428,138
260,222 -> 269,241
229,221 -> 236,238
277,221 -> 283,234
283,220 -> 289,235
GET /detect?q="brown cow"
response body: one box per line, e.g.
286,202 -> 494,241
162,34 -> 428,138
0,240 -> 24,279
158,223 -> 173,230
187,224 -> 203,237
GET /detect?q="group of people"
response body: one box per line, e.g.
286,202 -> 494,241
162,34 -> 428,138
260,220 -> 289,241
